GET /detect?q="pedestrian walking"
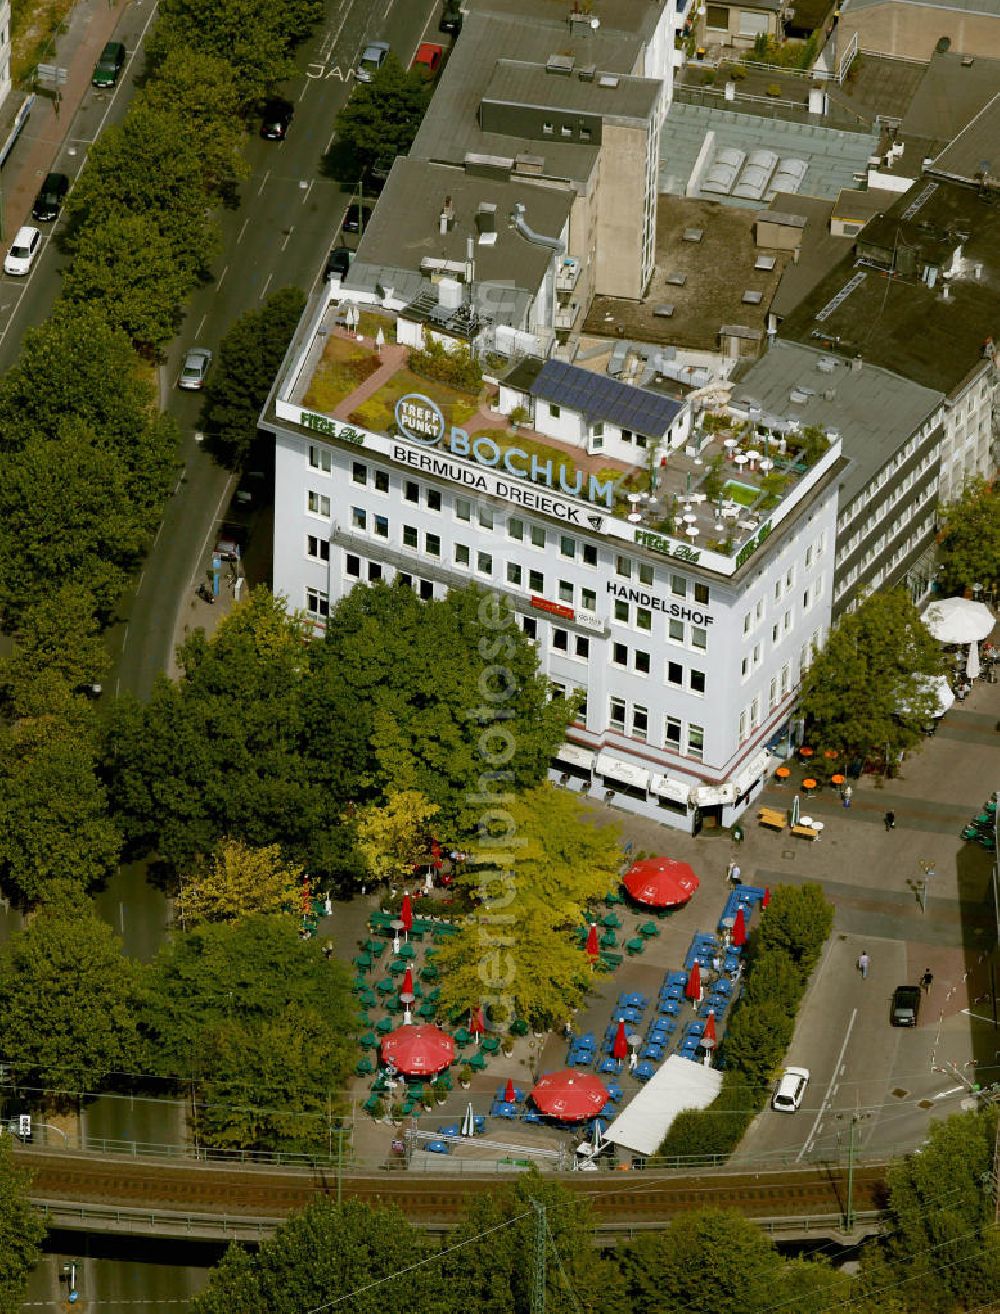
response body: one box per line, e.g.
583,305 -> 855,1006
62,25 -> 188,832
920,968 -> 934,994
857,950 -> 870,979
727,860 -> 742,885
842,784 -> 853,808
884,811 -> 896,831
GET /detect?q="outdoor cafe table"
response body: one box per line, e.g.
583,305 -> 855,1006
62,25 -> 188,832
600,930 -> 617,948
598,1057 -> 618,1074
619,1007 -> 643,1024
398,943 -> 417,960
353,952 -> 372,972
602,912 -> 622,928
468,1052 -> 487,1071
618,992 -> 648,1009
375,1016 -> 393,1035
376,977 -> 395,995
492,1101 -> 517,1119
453,1027 -> 472,1047
388,959 -> 408,976
657,1000 -> 680,1017
417,1002 -> 437,1020
420,965 -> 439,983
437,1123 -> 460,1138
360,1031 -> 378,1049
481,1035 -> 501,1054
625,937 -> 645,955
638,921 -> 660,937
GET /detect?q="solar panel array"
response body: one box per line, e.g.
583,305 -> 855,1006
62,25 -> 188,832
529,359 -> 681,435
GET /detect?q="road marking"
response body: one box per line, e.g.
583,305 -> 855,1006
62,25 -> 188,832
260,272 -> 273,299
257,168 -> 271,197
932,1084 -> 966,1100
195,313 -> 207,336
960,1007 -> 996,1024
217,264 -> 229,289
301,179 -> 314,205
796,1006 -> 857,1162
280,227 -> 294,251
325,126 -> 338,154
237,218 -> 249,243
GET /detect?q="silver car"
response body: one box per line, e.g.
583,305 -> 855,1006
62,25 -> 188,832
357,41 -> 389,83
179,347 -> 213,390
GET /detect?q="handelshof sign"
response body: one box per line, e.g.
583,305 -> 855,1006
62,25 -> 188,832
394,393 -> 619,509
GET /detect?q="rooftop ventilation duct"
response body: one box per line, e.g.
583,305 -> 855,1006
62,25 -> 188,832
510,202 -> 565,253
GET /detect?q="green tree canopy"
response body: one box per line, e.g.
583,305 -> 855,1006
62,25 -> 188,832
150,0 -> 323,106
176,838 -> 305,927
620,1208 -> 847,1314
754,882 -> 833,976
200,286 -> 306,467
142,917 -> 356,1151
328,55 -> 432,182
798,589 -> 946,762
0,1136 -> 47,1314
0,583 -> 108,719
937,477 -> 1000,598
0,716 -> 121,906
0,905 -> 142,1091
191,1200 -> 446,1314
434,784 -> 620,1026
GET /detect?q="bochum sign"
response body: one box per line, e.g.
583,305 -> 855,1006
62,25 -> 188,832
394,393 -> 620,509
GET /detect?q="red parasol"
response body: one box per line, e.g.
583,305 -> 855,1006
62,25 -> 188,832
469,1007 -> 485,1036
622,857 -> 700,909
612,1018 -> 628,1061
585,922 -> 599,959
762,886 -> 771,910
732,907 -> 747,947
400,893 -> 413,933
504,1077 -> 516,1104
400,966 -> 414,998
685,961 -> 702,1001
381,1024 -> 455,1076
703,1010 -> 717,1046
530,1070 -> 609,1122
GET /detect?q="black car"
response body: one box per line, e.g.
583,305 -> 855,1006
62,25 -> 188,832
439,0 -> 463,34
891,985 -> 921,1026
342,202 -> 372,235
32,171 -> 69,222
324,246 -> 353,280
260,98 -> 294,141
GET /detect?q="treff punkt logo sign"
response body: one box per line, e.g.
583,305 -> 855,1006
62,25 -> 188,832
394,392 -> 619,509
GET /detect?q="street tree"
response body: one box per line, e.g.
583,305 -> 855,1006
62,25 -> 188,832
353,790 -> 441,886
754,882 -> 833,976
0,716 -> 121,906
860,1105 -> 1000,1313
328,56 -> 432,183
0,583 -> 109,717
191,1200 -> 445,1314
62,212 -> 192,351
798,589 -> 946,764
175,839 -> 305,927
937,477 -> 1000,599
433,785 -> 621,1026
0,1136 -> 47,1314
150,0 -> 323,108
200,287 -> 306,467
142,916 -> 356,1151
441,1176 -> 625,1314
0,905 -> 143,1093
620,1208 -> 847,1314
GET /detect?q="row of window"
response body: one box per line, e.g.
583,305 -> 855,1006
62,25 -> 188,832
612,599 -> 708,651
839,421 -> 939,530
836,456 -> 937,563
609,697 -> 705,761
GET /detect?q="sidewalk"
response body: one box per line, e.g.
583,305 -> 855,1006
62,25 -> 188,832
0,0 -> 130,241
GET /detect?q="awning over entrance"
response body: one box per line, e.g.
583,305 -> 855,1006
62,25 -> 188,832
650,774 -> 691,805
556,742 -> 597,771
690,782 -> 736,807
731,750 -> 769,796
595,753 -> 651,792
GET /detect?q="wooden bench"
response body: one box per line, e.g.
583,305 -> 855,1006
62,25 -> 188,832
757,807 -> 786,831
790,824 -> 819,841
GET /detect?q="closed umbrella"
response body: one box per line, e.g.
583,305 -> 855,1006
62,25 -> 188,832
470,1007 -> 485,1046
731,907 -> 747,948
762,887 -> 771,910
612,1019 -> 628,1062
702,1010 -> 716,1066
622,858 -> 700,908
400,893 -> 413,937
530,1070 -> 609,1121
585,922 -> 599,960
504,1077 -> 516,1104
400,966 -> 415,1024
685,961 -> 702,1002
462,1102 -> 476,1138
967,642 -> 981,681
791,793 -> 801,828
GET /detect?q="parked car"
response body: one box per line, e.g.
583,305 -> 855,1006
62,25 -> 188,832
92,40 -> 125,88
891,985 -> 921,1027
411,42 -> 444,78
31,171 -> 69,222
4,226 -> 41,276
439,0 -> 463,34
178,347 -> 213,391
324,246 -> 354,280
357,41 -> 390,82
771,1066 -> 810,1113
260,98 -> 294,141
342,202 -> 372,235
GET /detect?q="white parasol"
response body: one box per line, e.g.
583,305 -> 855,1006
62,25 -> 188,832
922,597 -> 994,644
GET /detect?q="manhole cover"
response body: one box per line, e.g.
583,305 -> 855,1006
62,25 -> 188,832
918,1099 -> 934,1110
781,849 -> 796,860
892,1088 -> 909,1100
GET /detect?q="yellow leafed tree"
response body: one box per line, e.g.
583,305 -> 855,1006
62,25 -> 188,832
353,790 -> 441,887
175,839 -> 305,927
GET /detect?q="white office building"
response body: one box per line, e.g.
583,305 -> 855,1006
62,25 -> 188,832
266,290 -> 843,834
